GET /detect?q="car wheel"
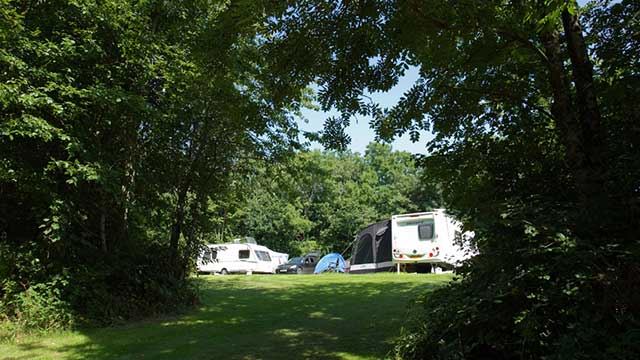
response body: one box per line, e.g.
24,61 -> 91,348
220,268 -> 229,275
296,267 -> 303,274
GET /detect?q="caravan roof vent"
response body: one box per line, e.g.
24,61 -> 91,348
233,237 -> 257,244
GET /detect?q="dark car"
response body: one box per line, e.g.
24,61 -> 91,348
276,253 -> 319,274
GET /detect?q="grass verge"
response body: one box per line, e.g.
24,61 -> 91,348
0,273 -> 451,359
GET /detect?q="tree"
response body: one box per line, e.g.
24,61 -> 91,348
225,143 -> 434,255
264,0 -> 639,358
0,0 -> 305,327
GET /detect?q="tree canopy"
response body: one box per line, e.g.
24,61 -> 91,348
221,143 -> 437,255
0,0 -> 306,327
262,0 -> 639,358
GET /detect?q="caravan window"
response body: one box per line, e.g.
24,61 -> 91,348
255,250 -> 272,262
418,222 -> 435,240
238,250 -> 251,259
201,247 -> 212,262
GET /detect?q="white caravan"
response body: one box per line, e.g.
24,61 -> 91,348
197,243 -> 285,274
391,210 -> 471,268
269,251 -> 289,268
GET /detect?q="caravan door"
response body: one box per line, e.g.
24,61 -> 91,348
253,249 -> 275,273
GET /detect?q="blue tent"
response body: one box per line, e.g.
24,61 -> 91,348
314,253 -> 347,274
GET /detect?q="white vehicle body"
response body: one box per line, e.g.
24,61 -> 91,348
269,251 -> 289,269
391,210 -> 472,267
197,243 -> 285,274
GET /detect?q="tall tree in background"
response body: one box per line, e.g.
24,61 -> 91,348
225,143 -> 435,255
265,0 -> 639,358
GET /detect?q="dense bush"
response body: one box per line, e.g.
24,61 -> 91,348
7,276 -> 74,331
0,244 -> 199,332
67,247 -> 200,326
395,251 -> 640,359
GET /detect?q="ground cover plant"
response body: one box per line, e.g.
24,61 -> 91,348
0,274 -> 451,360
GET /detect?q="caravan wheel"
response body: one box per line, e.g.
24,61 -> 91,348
220,268 -> 229,275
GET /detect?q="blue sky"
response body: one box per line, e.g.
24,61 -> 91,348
295,66 -> 429,155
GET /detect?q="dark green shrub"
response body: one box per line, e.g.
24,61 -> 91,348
0,241 -> 199,333
11,276 -> 74,331
394,249 -> 640,360
69,245 -> 199,326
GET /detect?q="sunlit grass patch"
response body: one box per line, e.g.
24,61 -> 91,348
1,273 -> 451,359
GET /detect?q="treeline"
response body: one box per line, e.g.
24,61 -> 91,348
218,143 -> 439,256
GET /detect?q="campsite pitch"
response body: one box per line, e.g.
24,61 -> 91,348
1,273 -> 452,359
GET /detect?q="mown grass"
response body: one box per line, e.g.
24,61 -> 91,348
0,273 -> 452,360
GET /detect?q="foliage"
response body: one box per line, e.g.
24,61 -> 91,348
0,0 -> 304,330
8,275 -> 74,331
224,143 -> 438,255
264,0 -> 640,358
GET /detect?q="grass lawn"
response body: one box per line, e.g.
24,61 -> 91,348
1,273 -> 451,360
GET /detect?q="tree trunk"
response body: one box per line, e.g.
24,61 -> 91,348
540,29 -> 582,170
121,157 -> 134,242
169,188 -> 188,269
100,211 -> 107,253
561,7 -> 605,203
540,5 -> 605,241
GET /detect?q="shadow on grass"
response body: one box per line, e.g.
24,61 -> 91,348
7,275 -> 448,360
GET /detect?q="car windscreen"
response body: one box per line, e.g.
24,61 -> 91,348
287,257 -> 302,265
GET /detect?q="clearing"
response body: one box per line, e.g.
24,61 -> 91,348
1,273 -> 451,360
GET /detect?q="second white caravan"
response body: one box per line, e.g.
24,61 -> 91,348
197,243 -> 284,274
391,210 -> 471,267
